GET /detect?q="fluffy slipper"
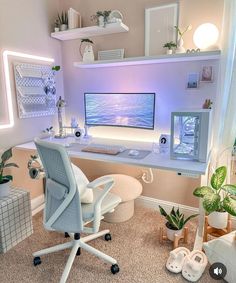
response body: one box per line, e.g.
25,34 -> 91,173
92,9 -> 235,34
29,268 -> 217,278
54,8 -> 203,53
182,250 -> 208,282
166,247 -> 190,273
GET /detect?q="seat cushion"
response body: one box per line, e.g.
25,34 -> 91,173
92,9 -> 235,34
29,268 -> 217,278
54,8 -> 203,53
103,174 -> 142,202
71,163 -> 93,203
82,188 -> 121,221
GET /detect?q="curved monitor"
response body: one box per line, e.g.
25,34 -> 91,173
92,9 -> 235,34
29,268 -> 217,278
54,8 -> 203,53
84,93 -> 155,130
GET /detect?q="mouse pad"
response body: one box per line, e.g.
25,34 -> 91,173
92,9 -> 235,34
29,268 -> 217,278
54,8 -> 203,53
117,149 -> 151,159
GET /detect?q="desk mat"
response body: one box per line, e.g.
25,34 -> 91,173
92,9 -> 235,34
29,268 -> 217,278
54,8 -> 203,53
117,149 -> 151,159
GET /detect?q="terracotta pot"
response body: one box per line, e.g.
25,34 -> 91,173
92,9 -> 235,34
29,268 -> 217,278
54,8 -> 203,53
208,211 -> 228,229
0,179 -> 10,197
166,223 -> 183,241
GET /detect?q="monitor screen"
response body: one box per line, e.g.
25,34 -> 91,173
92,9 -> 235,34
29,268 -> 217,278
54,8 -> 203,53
84,93 -> 155,129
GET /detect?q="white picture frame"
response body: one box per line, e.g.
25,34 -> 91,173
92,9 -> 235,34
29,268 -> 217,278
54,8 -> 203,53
201,66 -> 213,82
145,3 -> 178,56
187,73 -> 199,89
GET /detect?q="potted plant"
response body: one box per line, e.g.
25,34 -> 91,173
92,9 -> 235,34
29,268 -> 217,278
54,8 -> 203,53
193,166 -> 236,229
91,10 -> 111,27
163,41 -> 177,54
0,148 -> 19,197
54,19 -> 60,32
57,11 -> 68,31
159,205 -> 198,241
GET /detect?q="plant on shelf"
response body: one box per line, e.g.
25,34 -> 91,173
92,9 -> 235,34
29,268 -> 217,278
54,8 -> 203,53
174,25 -> 192,53
193,166 -> 236,229
91,10 -> 111,27
163,41 -> 177,54
0,148 -> 19,197
159,205 -> 198,241
54,19 -> 60,32
57,11 -> 68,31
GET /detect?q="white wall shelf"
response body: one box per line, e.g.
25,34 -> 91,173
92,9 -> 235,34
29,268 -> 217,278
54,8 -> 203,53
51,22 -> 129,41
74,50 -> 220,68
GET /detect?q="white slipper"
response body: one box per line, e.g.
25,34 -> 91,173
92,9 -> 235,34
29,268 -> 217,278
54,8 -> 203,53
166,247 -> 190,273
182,250 -> 208,282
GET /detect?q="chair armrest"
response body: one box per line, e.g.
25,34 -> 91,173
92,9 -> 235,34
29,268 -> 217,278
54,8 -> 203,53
87,176 -> 114,233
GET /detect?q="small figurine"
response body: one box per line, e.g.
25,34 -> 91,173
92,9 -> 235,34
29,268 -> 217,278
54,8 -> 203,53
202,99 -> 213,109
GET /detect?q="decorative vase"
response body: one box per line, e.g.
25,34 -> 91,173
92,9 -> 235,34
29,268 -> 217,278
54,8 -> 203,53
176,38 -> 185,53
98,16 -> 105,27
60,24 -> 68,31
166,223 -> 183,241
0,180 -> 10,197
166,49 -> 173,55
208,211 -> 228,229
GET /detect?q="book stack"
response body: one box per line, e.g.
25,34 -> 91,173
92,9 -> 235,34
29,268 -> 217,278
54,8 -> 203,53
68,8 -> 81,29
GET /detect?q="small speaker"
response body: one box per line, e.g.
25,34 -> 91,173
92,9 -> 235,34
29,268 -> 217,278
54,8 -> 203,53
74,127 -> 84,139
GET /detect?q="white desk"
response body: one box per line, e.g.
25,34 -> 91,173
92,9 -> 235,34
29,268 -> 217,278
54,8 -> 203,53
15,137 -> 208,250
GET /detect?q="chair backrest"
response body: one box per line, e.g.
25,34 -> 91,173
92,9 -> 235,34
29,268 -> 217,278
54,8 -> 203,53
34,138 -> 84,233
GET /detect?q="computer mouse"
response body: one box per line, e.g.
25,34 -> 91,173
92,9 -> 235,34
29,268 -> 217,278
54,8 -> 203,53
128,149 -> 139,156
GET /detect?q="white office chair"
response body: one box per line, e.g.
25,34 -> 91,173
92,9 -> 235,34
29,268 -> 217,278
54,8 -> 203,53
33,138 -> 121,283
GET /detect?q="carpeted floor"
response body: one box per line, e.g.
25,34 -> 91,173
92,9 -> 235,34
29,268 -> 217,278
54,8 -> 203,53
0,204 -> 218,283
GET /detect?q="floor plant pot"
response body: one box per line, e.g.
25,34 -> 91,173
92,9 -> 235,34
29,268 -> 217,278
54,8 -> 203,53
166,223 -> 183,241
0,179 -> 10,197
208,211 -> 228,229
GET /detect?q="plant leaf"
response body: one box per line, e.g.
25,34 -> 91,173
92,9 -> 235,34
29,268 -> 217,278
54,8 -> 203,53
183,213 -> 199,226
4,163 -> 19,168
159,205 -> 167,217
1,148 -> 13,162
211,166 -> 227,190
223,196 -> 236,216
176,208 -> 180,217
170,214 -> 180,229
166,214 -> 179,230
3,175 -> 13,181
170,207 -> 176,217
52,65 -> 60,71
193,186 -> 212,197
203,192 -> 221,213
222,184 -> 236,196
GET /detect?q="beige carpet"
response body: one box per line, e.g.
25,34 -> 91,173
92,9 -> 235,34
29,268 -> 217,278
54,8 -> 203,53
0,205 -> 218,283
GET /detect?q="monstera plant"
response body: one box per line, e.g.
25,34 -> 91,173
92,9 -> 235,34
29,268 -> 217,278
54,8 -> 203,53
193,166 -> 236,228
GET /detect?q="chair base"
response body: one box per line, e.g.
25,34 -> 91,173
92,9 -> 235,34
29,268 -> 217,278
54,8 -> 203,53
33,229 -> 118,283
103,200 -> 134,223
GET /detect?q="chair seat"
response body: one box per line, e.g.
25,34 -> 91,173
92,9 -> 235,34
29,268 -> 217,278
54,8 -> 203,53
82,188 -> 121,221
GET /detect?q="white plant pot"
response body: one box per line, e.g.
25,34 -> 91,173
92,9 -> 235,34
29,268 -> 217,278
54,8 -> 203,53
208,211 -> 228,229
166,225 -> 183,241
166,49 -> 173,55
60,24 -> 68,31
54,27 -> 60,32
98,16 -> 105,27
0,180 -> 10,197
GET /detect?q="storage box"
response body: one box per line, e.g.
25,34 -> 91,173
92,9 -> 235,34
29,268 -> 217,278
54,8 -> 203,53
0,188 -> 33,253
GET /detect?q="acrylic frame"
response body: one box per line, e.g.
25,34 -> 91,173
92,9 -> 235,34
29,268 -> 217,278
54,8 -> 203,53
200,66 -> 213,82
145,3 -> 179,56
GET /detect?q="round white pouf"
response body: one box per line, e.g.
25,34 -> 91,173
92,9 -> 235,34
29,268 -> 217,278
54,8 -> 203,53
103,174 -> 142,223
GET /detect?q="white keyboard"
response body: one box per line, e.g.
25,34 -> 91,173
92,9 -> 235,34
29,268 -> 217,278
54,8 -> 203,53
82,143 -> 126,155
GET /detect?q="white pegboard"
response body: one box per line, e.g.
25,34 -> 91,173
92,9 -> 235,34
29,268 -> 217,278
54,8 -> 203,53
14,62 -> 57,118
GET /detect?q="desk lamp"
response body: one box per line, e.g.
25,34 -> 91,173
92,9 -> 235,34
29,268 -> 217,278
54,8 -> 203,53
55,96 -> 67,138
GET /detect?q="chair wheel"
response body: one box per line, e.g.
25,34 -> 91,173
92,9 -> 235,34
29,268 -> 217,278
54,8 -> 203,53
111,264 -> 119,274
105,233 -> 112,241
64,232 -> 70,238
33,257 -> 41,266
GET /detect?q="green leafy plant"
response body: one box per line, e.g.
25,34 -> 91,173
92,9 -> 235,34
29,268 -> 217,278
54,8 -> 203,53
57,11 -> 68,25
52,66 -> 60,71
193,166 -> 236,215
0,148 -> 19,184
91,10 -> 111,26
79,38 -> 94,57
159,205 -> 198,230
174,25 -> 192,39
163,41 -> 177,50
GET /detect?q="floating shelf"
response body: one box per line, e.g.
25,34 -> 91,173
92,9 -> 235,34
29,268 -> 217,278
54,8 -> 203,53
74,50 -> 220,68
51,22 -> 129,41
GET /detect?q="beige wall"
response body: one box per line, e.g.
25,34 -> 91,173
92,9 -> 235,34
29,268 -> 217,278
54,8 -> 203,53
0,0 -> 64,150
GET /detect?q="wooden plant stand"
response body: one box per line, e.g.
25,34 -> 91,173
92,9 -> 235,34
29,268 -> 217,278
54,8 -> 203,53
204,215 -> 232,242
159,226 -> 188,249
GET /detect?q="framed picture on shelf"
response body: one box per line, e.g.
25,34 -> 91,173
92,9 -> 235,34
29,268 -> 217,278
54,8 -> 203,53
201,66 -> 213,82
145,3 -> 178,56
